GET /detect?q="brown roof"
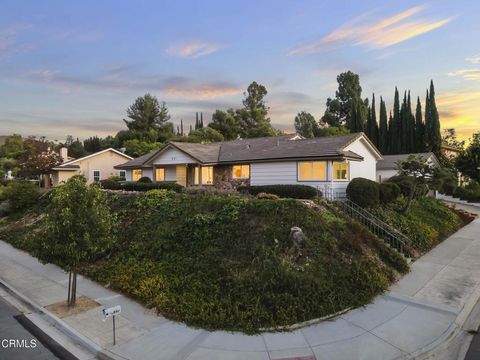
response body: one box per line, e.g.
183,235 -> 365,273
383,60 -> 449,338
116,133 -> 376,169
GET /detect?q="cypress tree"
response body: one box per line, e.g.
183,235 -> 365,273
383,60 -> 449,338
378,97 -> 388,154
388,111 -> 393,155
429,80 -> 441,155
356,99 -> 365,132
189,124 -> 193,135
195,112 -> 199,130
200,112 -> 204,128
424,90 -> 431,150
407,91 -> 415,153
415,97 -> 424,152
366,94 -> 379,146
180,119 -> 184,136
399,91 -> 408,153
391,87 -> 400,153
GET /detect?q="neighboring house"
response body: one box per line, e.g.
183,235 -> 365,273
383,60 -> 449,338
115,132 -> 382,197
51,148 -> 133,186
441,144 -> 462,160
376,152 -> 440,183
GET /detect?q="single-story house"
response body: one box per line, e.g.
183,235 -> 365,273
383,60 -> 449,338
51,148 -> 133,186
115,132 -> 382,197
376,152 -> 440,183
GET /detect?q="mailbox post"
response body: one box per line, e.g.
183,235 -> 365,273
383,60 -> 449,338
102,305 -> 122,345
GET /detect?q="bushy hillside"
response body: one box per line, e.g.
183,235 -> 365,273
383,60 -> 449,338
0,190 -> 408,333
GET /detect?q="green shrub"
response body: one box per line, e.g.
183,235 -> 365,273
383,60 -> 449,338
256,192 -> 280,200
346,178 -> 380,208
454,184 -> 480,202
3,181 -> 39,211
379,183 -> 401,204
121,181 -> 184,192
138,176 -> 152,183
237,184 -> 319,199
387,175 -> 428,198
100,177 -> 123,190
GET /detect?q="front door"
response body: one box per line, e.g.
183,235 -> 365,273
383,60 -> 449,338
176,165 -> 187,187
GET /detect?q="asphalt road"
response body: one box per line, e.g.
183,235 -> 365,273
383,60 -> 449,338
0,296 -> 58,360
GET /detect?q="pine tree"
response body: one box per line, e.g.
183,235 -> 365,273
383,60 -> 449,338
378,97 -> 388,154
428,81 -> 441,155
366,94 -> 379,147
415,97 -> 424,152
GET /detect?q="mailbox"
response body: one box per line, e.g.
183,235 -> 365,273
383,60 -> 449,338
102,305 -> 121,320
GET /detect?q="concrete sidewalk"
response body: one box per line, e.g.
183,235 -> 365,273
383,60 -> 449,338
0,211 -> 479,360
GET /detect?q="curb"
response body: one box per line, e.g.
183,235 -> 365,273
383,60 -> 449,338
0,276 -> 105,359
14,313 -> 79,360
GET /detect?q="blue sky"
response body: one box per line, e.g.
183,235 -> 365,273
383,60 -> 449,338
1,0 -> 479,141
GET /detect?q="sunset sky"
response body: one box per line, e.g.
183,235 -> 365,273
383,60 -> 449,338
1,0 -> 479,142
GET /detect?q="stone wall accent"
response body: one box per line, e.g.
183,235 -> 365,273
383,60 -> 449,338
213,165 -> 250,190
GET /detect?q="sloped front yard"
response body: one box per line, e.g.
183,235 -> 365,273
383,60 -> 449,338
0,190 -> 465,333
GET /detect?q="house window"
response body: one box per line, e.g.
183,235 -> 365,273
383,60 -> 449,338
118,171 -> 126,180
232,165 -> 250,179
155,168 -> 165,181
132,169 -> 143,181
333,161 -> 349,181
93,170 -> 101,182
298,161 -> 327,181
194,166 -> 214,185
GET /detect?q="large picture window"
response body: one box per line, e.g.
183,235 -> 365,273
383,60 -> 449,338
232,164 -> 250,179
333,161 -> 349,181
298,161 -> 327,181
155,168 -> 165,181
132,169 -> 143,181
194,166 -> 214,185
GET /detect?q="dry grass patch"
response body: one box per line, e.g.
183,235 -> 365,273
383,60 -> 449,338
46,295 -> 99,318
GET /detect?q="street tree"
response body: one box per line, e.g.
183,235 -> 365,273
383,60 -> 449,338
37,176 -> 117,306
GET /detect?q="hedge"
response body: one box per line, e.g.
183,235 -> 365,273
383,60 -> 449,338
3,181 -> 39,212
453,185 -> 480,203
237,184 -> 319,199
346,178 -> 380,208
103,181 -> 184,193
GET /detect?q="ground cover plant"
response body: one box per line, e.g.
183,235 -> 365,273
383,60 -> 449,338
0,188 -> 407,333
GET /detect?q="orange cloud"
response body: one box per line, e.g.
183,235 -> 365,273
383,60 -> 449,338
162,83 -> 242,99
166,41 -> 223,59
288,5 -> 452,55
437,90 -> 480,142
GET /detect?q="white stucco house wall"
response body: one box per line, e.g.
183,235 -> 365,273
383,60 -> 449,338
116,133 -> 383,198
376,152 -> 440,183
51,148 -> 133,186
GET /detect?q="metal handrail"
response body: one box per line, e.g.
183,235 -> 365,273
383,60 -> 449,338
340,198 -> 412,246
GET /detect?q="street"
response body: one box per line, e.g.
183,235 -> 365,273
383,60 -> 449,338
0,296 -> 58,360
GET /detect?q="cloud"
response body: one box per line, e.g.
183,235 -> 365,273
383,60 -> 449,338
288,5 -> 452,55
466,55 -> 480,64
162,82 -> 242,99
166,41 -> 223,59
447,69 -> 480,81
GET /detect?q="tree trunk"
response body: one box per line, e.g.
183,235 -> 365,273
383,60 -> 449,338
403,183 -> 417,214
67,271 -> 72,305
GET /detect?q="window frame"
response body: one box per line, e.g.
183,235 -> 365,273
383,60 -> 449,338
332,161 -> 349,181
118,170 -> 126,180
155,167 -> 166,182
93,170 -> 101,182
297,161 -> 327,182
194,166 -> 214,185
232,164 -> 250,179
132,169 -> 143,181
